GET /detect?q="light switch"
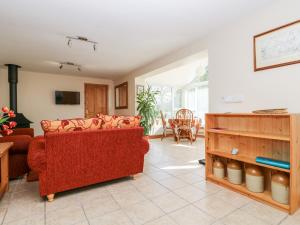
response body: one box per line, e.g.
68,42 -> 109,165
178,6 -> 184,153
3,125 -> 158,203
222,95 -> 244,103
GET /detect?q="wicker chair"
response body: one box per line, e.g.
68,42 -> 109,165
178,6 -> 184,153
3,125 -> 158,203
175,109 -> 194,144
160,111 -> 173,140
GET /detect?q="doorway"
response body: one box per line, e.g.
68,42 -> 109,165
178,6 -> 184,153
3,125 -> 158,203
84,83 -> 108,118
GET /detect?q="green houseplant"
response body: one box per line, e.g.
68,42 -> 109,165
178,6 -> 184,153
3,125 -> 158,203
136,86 -> 159,135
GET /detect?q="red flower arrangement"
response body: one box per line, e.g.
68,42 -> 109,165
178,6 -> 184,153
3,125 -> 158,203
0,106 -> 16,135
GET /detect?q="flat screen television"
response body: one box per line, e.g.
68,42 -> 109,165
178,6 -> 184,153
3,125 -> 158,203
55,91 -> 80,105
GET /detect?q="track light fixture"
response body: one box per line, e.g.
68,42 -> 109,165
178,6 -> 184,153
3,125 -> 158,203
66,36 -> 98,51
59,62 -> 81,71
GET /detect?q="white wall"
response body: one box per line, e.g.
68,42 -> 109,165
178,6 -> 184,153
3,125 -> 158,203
207,0 -> 300,113
0,69 -> 114,135
115,0 -> 300,115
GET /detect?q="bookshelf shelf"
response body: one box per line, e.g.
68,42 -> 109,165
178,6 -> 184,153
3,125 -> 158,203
207,175 -> 289,212
207,129 -> 290,141
207,150 -> 290,173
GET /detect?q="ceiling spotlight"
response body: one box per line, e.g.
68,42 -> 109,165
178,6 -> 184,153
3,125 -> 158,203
58,62 -> 82,71
66,36 -> 98,51
67,39 -> 72,47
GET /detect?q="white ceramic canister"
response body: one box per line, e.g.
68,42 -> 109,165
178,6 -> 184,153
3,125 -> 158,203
271,173 -> 289,205
227,161 -> 242,185
246,166 -> 264,193
213,160 -> 225,179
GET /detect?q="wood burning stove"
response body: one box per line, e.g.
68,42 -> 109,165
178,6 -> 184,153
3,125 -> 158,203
5,64 -> 32,128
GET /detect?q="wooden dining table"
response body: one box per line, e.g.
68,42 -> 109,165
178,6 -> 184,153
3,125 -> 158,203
168,118 -> 201,142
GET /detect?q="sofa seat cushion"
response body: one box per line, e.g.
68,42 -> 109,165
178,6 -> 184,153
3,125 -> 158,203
41,117 -> 103,133
97,114 -> 141,129
28,136 -> 46,173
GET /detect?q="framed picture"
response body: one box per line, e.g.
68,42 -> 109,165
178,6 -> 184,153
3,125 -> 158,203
254,20 -> 300,71
136,85 -> 144,95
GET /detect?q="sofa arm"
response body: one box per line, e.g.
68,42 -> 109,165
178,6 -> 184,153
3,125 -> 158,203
142,136 -> 150,155
0,135 -> 33,154
28,136 -> 46,174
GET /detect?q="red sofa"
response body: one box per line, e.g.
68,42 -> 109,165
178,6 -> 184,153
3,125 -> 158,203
28,127 -> 149,201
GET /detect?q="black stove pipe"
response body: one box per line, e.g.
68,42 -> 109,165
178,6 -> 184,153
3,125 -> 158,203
5,64 -> 21,113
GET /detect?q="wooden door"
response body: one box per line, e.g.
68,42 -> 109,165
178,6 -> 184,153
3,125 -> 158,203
85,83 -> 108,118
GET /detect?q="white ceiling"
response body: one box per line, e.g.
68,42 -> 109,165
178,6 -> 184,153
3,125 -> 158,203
0,0 -> 274,79
145,58 -> 207,87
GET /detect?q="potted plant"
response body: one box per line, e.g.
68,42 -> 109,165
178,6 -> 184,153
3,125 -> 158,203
136,86 -> 159,136
0,106 -> 16,136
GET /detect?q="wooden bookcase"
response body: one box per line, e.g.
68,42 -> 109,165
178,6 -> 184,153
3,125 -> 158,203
205,113 -> 300,214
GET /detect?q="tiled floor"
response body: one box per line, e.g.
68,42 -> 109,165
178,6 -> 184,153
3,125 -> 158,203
1,138 -> 300,225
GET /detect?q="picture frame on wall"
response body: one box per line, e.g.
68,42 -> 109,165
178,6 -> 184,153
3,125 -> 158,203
136,85 -> 144,95
254,20 -> 300,71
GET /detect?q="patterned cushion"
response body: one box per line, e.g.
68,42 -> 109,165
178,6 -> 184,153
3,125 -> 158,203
97,114 -> 141,129
41,118 -> 103,133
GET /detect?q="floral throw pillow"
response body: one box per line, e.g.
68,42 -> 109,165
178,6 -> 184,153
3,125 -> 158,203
41,117 -> 103,133
97,114 -> 141,129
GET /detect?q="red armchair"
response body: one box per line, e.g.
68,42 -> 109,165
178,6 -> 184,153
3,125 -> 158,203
0,128 -> 34,179
28,127 -> 149,201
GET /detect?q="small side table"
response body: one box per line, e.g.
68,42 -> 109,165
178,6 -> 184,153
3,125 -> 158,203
0,142 -> 12,199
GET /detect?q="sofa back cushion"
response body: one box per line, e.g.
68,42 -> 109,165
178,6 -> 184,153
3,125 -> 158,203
41,118 -> 102,133
97,114 -> 141,129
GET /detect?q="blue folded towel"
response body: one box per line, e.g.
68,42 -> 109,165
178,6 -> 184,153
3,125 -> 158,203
256,157 -> 290,170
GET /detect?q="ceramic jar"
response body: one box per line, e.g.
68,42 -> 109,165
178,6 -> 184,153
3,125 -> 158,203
213,160 -> 225,179
271,173 -> 289,205
227,161 -> 242,184
246,166 -> 264,193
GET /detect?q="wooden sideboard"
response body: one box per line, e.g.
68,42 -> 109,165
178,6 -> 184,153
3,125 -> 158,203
0,142 -> 12,198
205,113 -> 300,214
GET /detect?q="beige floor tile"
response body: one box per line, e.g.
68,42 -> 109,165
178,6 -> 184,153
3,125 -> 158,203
279,210 -> 300,225
240,201 -> 287,225
152,192 -> 189,213
135,182 -> 170,199
76,186 -> 111,204
174,185 -> 208,203
123,200 -> 165,225
144,215 -> 177,225
130,175 -> 157,188
176,172 -> 205,184
106,179 -> 134,192
4,199 -> 44,223
3,213 -> 44,225
158,177 -> 187,190
213,189 -> 251,208
220,209 -> 269,225
143,165 -> 162,174
109,186 -> 147,207
211,221 -> 225,225
14,181 -> 39,193
194,195 -> 237,219
0,207 -> 7,224
46,205 -> 86,225
193,181 -> 222,194
89,210 -> 133,225
146,171 -> 173,181
0,193 -> 11,208
10,190 -> 43,204
169,205 -> 215,225
82,195 -> 120,219
45,193 -> 80,213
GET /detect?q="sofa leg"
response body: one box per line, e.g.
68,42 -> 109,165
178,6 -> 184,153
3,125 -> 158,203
47,194 -> 55,202
131,174 -> 138,180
